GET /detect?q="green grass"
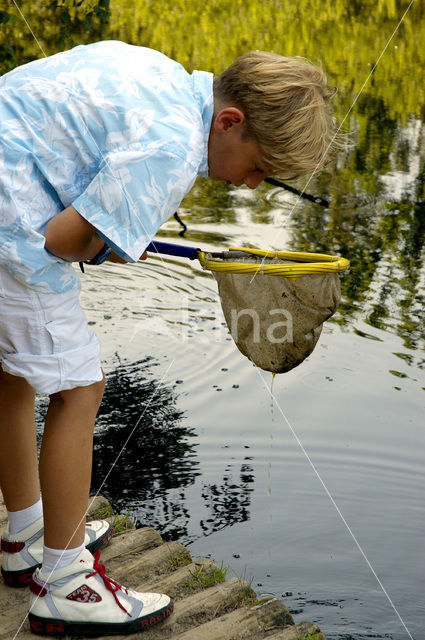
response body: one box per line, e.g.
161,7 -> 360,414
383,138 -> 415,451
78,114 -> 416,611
110,510 -> 135,533
251,596 -> 275,607
167,548 -> 192,571
185,562 -> 228,590
87,502 -> 135,533
90,502 -> 114,519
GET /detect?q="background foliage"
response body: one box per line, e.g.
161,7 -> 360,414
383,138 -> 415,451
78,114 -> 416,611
1,0 -> 424,123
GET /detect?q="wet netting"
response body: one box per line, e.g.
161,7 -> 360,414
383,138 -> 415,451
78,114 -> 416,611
199,248 -> 349,373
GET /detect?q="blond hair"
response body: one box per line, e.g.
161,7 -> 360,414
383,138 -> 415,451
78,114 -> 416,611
214,51 -> 337,179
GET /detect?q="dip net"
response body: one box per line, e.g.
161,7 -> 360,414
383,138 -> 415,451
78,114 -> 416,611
198,248 -> 349,373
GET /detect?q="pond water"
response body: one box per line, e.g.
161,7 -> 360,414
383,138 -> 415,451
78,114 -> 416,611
6,1 -> 424,638
75,175 -> 424,640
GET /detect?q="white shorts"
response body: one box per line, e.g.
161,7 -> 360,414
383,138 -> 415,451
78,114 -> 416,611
0,265 -> 103,395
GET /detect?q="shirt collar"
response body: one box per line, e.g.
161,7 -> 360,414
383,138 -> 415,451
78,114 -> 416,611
191,70 -> 214,177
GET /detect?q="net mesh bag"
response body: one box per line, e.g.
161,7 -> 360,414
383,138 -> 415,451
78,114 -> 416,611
207,250 -> 342,373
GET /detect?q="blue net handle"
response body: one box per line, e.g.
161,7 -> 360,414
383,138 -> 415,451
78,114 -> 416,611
146,241 -> 200,260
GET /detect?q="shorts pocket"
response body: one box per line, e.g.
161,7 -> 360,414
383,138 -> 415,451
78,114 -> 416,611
43,314 -> 91,355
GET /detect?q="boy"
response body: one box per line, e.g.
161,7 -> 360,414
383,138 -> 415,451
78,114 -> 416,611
0,41 -> 336,636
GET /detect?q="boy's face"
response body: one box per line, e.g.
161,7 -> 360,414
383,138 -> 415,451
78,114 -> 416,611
208,107 -> 267,189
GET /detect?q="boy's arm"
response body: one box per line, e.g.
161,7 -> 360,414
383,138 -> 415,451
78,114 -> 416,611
44,205 -> 105,262
44,205 -> 147,262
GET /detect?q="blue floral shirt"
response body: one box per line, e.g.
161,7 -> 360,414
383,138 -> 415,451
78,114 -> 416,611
0,41 -> 213,292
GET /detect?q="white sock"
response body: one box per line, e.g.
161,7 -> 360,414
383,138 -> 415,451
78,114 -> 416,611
7,497 -> 43,534
42,542 -> 85,575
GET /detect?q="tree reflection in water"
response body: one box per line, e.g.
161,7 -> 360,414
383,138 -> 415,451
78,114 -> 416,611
200,459 -> 255,536
89,358 -> 255,543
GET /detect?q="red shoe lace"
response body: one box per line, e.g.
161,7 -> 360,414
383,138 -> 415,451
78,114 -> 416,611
86,550 -> 131,617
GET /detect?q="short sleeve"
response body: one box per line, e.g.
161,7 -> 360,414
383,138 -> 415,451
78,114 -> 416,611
72,144 -> 198,262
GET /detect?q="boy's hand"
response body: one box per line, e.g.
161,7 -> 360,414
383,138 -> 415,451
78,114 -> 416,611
108,250 -> 127,264
108,250 -> 148,263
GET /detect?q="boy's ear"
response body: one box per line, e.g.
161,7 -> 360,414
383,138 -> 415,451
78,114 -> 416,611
213,107 -> 246,132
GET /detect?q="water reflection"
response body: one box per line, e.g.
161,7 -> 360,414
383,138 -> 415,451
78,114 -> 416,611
90,358 -> 198,539
200,457 -> 255,536
89,358 -> 256,543
274,114 -> 425,357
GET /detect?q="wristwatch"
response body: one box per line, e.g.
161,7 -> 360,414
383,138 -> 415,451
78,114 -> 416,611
79,243 -> 111,273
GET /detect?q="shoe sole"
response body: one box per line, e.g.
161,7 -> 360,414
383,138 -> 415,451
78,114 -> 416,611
29,599 -> 174,636
1,523 -> 113,588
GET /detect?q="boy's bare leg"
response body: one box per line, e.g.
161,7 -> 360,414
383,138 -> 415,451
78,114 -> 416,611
39,374 -> 105,550
0,368 -> 105,550
0,368 -> 40,512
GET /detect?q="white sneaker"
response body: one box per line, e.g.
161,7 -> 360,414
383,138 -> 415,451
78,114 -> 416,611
29,548 -> 173,636
1,519 -> 112,587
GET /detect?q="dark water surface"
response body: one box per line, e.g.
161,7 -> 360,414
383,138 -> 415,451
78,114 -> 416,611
13,1 -> 423,638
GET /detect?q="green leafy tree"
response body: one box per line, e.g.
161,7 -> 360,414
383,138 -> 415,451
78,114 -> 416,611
0,0 -> 110,75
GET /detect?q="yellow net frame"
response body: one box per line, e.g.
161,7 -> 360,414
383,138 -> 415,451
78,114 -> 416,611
198,247 -> 350,280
